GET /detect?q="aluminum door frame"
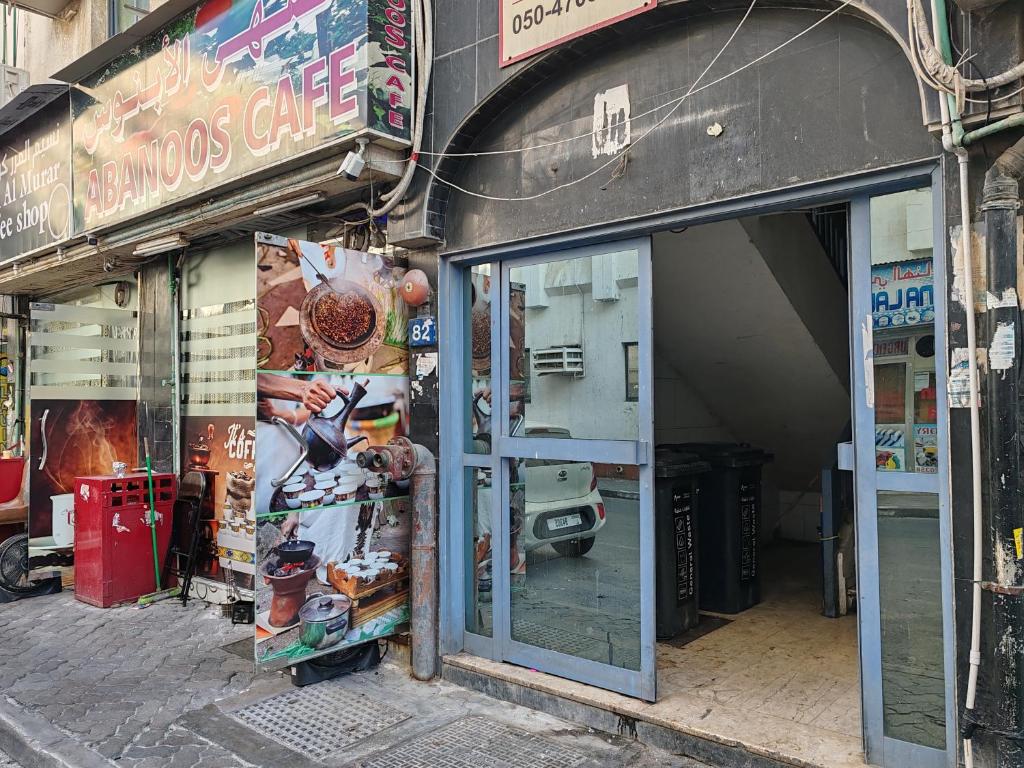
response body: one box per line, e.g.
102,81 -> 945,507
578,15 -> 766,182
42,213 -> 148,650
492,241 -> 655,700
849,166 -> 957,768
442,238 -> 656,700
438,159 -> 951,725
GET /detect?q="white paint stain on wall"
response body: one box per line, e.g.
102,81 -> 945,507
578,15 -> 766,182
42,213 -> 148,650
593,84 -> 631,158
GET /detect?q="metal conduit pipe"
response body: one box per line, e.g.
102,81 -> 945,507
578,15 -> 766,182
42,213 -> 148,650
926,4 -> 984,763
356,437 -> 438,680
961,137 -> 1024,766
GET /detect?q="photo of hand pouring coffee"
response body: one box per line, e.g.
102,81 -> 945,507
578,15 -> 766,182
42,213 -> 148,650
253,234 -> 413,670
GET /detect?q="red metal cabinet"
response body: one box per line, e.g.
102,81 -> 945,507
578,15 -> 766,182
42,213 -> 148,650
73,473 -> 176,607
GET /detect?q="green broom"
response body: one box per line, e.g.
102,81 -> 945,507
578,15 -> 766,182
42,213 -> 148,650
138,438 -> 181,605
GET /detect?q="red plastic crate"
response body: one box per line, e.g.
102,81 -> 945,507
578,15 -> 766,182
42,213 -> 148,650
73,473 -> 177,608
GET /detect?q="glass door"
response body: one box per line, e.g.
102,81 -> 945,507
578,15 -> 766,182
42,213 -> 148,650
850,181 -> 955,767
455,238 -> 655,700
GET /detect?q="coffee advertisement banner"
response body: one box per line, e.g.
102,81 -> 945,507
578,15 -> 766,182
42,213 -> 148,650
253,233 -> 410,670
72,0 -> 414,232
0,96 -> 73,257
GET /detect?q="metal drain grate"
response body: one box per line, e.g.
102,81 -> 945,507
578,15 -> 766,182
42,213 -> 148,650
231,680 -> 409,761
360,716 -> 589,768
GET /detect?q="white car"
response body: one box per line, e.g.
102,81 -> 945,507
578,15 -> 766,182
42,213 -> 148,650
517,425 -> 607,557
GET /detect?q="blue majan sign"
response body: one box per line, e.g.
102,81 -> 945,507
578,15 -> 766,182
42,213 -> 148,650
871,258 -> 934,329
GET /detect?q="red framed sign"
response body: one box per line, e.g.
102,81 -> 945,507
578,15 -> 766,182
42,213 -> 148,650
499,0 -> 657,67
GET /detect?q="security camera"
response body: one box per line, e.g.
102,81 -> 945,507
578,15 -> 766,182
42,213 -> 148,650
86,234 -> 99,246
338,138 -> 368,181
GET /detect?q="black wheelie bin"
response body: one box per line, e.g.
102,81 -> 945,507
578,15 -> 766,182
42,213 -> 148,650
654,449 -> 710,640
660,443 -> 773,614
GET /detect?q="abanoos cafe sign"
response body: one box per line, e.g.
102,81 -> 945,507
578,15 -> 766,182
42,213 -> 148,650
72,0 -> 414,232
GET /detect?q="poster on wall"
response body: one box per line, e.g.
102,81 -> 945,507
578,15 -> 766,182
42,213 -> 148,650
28,302 -> 139,543
871,258 -> 934,330
182,415 -> 256,579
254,234 -> 411,670
30,400 -> 138,539
71,0 -> 414,233
0,95 -> 73,258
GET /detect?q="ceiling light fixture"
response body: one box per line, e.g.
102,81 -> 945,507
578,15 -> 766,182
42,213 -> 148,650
132,234 -> 189,257
252,192 -> 325,218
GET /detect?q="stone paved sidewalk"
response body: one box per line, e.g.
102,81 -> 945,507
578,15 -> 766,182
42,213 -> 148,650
0,591 -> 256,764
0,592 -> 715,768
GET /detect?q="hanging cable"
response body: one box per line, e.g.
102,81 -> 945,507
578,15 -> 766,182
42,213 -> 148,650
417,0 -> 859,204
412,0 -> 857,162
909,0 -> 1024,93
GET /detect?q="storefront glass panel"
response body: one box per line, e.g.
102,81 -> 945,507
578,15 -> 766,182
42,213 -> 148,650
508,250 -> 640,442
876,491 -> 945,749
446,237 -> 654,699
465,467 -> 493,637
869,189 -> 937,475
466,265 -> 495,455
509,459 -> 640,671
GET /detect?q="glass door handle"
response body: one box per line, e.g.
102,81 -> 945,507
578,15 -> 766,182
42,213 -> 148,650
37,409 -> 49,471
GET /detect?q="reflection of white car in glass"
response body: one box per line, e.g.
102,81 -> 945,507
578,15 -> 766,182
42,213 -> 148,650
520,425 -> 606,557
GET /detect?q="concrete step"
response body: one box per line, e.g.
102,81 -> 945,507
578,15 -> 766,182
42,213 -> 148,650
442,654 -> 866,768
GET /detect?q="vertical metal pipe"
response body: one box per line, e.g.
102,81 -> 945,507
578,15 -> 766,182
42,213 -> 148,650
980,140 -> 1024,768
170,254 -> 181,476
355,439 -> 439,679
410,443 -> 438,681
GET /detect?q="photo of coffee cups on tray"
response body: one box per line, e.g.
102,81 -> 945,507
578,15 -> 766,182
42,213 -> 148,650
256,236 -> 409,375
253,373 -> 408,516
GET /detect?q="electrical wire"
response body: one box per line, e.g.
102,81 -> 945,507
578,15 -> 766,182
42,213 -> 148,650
357,0 -> 433,218
413,0 -> 872,162
909,0 -> 1024,93
417,0 -> 860,203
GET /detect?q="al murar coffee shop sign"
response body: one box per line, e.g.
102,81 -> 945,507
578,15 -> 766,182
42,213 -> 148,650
71,0 -> 414,232
0,96 -> 73,257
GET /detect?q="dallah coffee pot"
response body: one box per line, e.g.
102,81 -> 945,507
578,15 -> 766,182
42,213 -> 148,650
270,379 -> 370,487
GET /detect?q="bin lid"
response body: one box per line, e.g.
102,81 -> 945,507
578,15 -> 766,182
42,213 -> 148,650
654,449 -> 711,477
658,442 -> 773,468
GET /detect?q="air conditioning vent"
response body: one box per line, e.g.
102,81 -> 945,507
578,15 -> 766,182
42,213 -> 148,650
533,346 -> 584,377
0,67 -> 30,109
